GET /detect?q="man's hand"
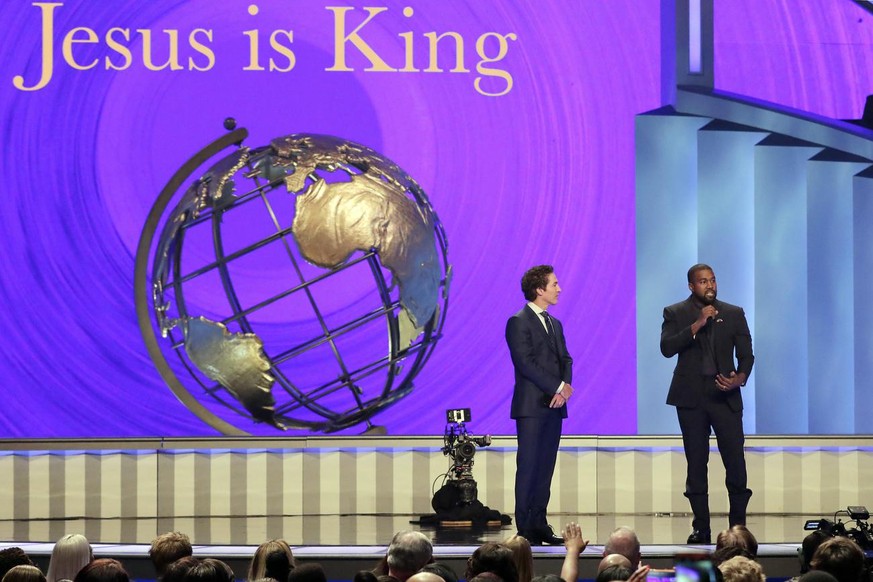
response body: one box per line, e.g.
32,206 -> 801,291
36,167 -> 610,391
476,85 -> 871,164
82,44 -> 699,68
549,393 -> 566,408
691,305 -> 718,335
562,521 -> 589,554
560,383 -> 574,400
716,371 -> 746,391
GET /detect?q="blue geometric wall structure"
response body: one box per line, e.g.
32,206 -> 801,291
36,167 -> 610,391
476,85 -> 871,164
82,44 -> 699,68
636,95 -> 873,435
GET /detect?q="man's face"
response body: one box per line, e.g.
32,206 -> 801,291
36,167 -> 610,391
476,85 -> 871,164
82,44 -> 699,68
688,269 -> 717,305
537,272 -> 561,306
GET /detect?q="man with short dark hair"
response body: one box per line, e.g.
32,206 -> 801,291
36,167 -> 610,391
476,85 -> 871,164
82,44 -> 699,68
506,265 -> 574,545
810,537 -> 866,582
661,264 -> 754,544
149,531 -> 193,580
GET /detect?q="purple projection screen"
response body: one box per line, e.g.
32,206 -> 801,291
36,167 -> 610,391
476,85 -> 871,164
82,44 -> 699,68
0,0 -> 869,437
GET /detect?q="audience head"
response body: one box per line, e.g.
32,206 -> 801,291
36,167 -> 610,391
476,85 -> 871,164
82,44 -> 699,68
387,532 -> 433,582
149,532 -> 193,579
184,559 -> 234,582
603,527 -> 642,567
715,526 -> 758,558
468,574 -> 504,582
810,537 -> 866,582
598,555 -> 633,575
717,556 -> 764,582
405,573 -> 443,582
596,565 -> 633,582
247,540 -> 296,582
711,547 -> 753,568
503,535 -> 533,582
47,534 -> 93,582
287,563 -> 327,582
73,559 -> 130,582
530,576 -> 563,582
0,549 -> 34,581
800,572 -> 840,582
465,543 -> 518,582
801,531 -> 831,575
419,563 -> 457,582
355,571 -> 379,582
2,566 -> 45,582
161,557 -> 199,582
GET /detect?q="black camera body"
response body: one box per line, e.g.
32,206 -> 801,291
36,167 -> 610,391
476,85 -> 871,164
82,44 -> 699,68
439,409 -> 491,504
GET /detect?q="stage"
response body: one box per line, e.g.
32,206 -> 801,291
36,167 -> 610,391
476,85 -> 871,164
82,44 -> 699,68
3,435 -> 867,579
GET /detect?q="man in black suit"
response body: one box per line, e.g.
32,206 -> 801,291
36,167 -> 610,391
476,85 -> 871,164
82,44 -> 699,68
660,264 -> 754,545
505,265 -> 574,545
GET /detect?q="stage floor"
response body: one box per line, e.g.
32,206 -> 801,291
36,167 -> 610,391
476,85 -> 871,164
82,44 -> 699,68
0,513 -> 808,580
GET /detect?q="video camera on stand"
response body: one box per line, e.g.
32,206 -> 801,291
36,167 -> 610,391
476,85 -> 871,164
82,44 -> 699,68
441,408 -> 492,505
805,506 -> 873,572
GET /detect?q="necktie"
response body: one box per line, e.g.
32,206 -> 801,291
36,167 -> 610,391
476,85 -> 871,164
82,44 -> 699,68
542,312 -> 556,339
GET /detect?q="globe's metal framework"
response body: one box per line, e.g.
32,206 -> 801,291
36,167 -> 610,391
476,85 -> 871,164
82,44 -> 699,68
135,125 -> 450,435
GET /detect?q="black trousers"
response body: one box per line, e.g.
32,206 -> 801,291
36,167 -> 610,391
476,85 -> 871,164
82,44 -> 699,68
676,384 -> 752,532
514,414 -> 562,534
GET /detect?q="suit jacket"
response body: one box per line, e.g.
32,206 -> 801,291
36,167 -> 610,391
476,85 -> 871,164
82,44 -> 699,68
660,296 -> 754,411
506,305 -> 573,419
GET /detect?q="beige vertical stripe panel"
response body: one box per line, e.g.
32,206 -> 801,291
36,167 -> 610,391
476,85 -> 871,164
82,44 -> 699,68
172,453 -> 198,517
746,450 -> 765,515
598,451 -> 616,515
412,450 -> 434,514
782,451 -> 803,515
64,453 -> 87,518
281,450 -> 305,516
99,453 -> 122,518
837,450 -> 860,509
302,451 -> 322,515
613,450 -> 637,514
339,450 -> 357,515
818,451 -> 842,513
30,455 -> 51,519
375,451 -> 394,514
247,452 -> 269,516
355,450 -> 378,514
209,452 -> 232,516
651,451 -> 675,514
635,449 -> 654,514
319,451 -> 342,514
800,450 -> 823,513
0,455 -> 13,520
577,449 -> 598,514
389,450 -> 413,514
761,450 -> 785,513
137,454 -> 159,516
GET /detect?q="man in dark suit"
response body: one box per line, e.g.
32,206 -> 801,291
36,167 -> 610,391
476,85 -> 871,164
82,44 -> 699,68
660,264 -> 754,545
505,265 -> 574,545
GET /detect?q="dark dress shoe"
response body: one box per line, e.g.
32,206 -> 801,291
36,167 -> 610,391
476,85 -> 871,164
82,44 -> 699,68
532,525 -> 564,546
687,530 -> 711,544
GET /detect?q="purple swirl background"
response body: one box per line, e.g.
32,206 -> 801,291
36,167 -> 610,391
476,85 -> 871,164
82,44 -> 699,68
0,0 -> 869,437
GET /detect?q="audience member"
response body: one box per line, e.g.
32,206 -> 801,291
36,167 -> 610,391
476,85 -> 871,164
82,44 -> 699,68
711,547 -> 753,568
466,543 -> 518,582
376,576 -> 400,582
598,556 -> 632,575
800,573 -> 840,582
405,573 -> 443,582
162,557 -> 200,582
596,565 -> 633,582
73,559 -> 129,582
603,528 -> 642,568
354,570 -> 379,582
185,559 -> 234,582
47,535 -> 93,582
716,527 -> 758,558
287,564 -> 328,582
560,522 -> 589,582
2,566 -> 45,582
717,556 -> 765,582
419,563 -> 457,582
149,532 -> 193,580
386,532 -> 433,582
503,536 -> 533,582
800,532 -> 831,575
810,537 -> 866,582
247,540 -> 296,582
469,574 -> 504,582
530,576 -> 562,582
0,549 -> 34,581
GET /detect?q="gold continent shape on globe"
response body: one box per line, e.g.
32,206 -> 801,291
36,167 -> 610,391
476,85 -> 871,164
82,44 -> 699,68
291,172 -> 439,348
